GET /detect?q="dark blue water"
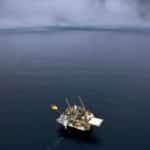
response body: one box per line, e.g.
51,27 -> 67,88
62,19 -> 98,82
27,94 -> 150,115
0,30 -> 150,150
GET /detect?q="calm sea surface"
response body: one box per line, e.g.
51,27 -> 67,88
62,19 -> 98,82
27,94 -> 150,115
0,30 -> 150,150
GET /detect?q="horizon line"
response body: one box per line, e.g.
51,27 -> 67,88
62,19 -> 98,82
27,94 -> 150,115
0,25 -> 150,33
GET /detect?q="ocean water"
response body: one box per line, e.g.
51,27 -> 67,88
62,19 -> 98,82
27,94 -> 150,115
0,29 -> 150,150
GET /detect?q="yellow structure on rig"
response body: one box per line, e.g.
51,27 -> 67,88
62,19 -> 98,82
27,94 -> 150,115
49,96 -> 104,131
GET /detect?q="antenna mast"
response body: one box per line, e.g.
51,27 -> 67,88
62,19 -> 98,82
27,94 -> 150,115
78,96 -> 86,110
65,97 -> 71,107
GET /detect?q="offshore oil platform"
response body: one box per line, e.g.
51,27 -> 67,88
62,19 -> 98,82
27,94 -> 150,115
49,96 -> 104,132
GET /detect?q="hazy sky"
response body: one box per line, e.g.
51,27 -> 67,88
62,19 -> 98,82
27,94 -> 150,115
0,0 -> 150,28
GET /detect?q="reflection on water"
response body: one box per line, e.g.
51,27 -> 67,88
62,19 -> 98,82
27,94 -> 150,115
46,128 -> 103,150
57,128 -> 102,144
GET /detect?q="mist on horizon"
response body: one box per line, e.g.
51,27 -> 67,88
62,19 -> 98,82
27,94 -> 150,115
0,0 -> 150,28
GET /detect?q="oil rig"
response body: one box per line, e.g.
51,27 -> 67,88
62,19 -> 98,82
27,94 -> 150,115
49,96 -> 104,131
